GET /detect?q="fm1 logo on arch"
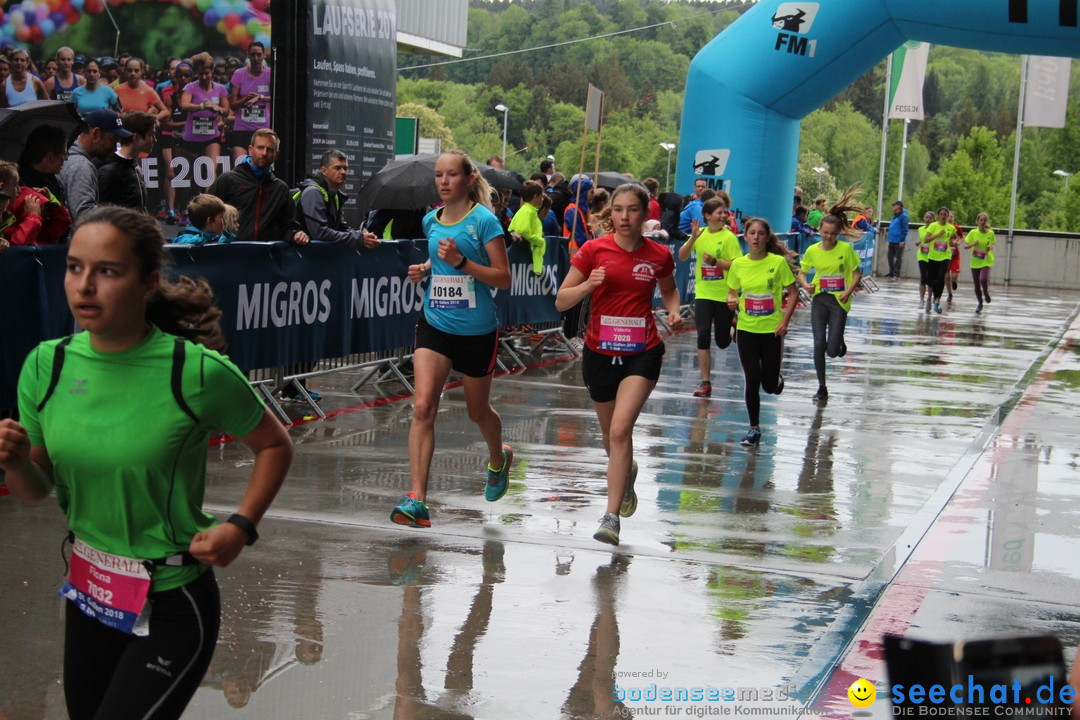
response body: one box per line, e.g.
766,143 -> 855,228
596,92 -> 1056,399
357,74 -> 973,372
772,2 -> 820,57
693,149 -> 730,192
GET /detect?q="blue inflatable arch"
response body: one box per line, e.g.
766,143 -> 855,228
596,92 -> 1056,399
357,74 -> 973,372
676,0 -> 1080,228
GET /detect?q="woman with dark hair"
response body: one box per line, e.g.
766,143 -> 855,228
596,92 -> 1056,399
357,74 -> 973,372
556,183 -> 683,545
964,212 -> 996,313
798,189 -> 864,403
916,210 -> 934,308
0,206 -> 293,720
726,217 -> 798,447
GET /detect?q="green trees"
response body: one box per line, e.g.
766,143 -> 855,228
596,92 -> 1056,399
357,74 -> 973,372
396,0 -> 1078,230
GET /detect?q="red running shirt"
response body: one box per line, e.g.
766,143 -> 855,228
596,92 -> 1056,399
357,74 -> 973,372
571,234 -> 675,356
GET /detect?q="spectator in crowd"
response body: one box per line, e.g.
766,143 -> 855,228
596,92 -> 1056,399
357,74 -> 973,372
540,157 -> 555,182
366,207 -> 426,240
807,196 -> 826,229
115,57 -> 169,122
539,194 -> 559,238
563,173 -> 593,249
296,149 -> 378,247
886,200 -> 909,278
71,59 -> 121,115
173,193 -> 229,245
98,111 -> 158,213
545,171 -> 572,231
0,187 -> 13,252
179,53 -> 229,184
45,47 -> 85,102
60,109 -> 132,222
679,187 -> 715,235
852,205 -> 874,232
18,124 -> 69,209
221,203 -> 239,242
486,155 -> 505,170
690,177 -> 707,200
658,192 -> 685,242
229,42 -> 272,161
99,56 -> 120,86
588,188 -> 610,239
0,160 -> 71,246
0,56 -> 10,86
210,128 -> 308,244
508,179 -> 547,276
643,177 -> 661,222
1,48 -> 48,108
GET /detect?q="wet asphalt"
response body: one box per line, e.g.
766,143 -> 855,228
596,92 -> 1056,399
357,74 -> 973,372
3,277 -> 1080,719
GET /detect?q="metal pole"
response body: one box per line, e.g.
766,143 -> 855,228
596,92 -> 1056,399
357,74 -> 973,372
1005,56 -> 1027,288
501,110 -> 508,163
874,53 -> 893,278
898,119 -> 910,201
665,149 -> 672,193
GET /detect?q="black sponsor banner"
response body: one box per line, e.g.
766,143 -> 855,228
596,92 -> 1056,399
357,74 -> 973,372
305,0 -> 397,227
1,236 -> 572,409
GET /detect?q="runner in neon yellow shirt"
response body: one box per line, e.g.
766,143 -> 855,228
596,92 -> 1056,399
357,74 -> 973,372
798,214 -> 862,403
726,217 -> 797,447
964,212 -> 996,313
916,210 -> 934,308
922,206 -> 955,314
678,196 -> 742,398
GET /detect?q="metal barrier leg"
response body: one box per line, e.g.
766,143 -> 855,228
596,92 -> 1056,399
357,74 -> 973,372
256,382 -> 292,426
498,339 -> 526,371
287,379 -> 327,420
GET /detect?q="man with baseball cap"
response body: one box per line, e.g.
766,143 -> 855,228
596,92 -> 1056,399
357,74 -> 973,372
59,108 -> 132,221
886,200 -> 909,279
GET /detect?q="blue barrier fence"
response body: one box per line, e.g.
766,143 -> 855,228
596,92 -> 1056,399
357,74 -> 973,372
1,230 -> 874,411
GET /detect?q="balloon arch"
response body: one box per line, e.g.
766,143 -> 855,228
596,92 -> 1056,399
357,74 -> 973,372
0,0 -> 270,50
675,0 -> 1080,229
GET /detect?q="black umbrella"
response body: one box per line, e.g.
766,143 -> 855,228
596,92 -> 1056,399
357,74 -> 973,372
357,153 -> 525,218
0,100 -> 83,162
594,171 -> 642,190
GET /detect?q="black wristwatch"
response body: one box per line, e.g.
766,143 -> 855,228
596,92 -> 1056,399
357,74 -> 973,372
226,513 -> 259,546
454,255 -> 468,270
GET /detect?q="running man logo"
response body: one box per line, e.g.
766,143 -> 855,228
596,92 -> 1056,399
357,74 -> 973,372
772,2 -> 820,57
693,149 -> 730,191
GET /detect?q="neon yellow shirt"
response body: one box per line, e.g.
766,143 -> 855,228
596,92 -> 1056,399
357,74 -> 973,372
726,252 -> 796,335
800,240 -> 860,312
965,228 -> 995,269
692,226 -> 742,302
916,225 -> 931,261
925,221 -> 955,262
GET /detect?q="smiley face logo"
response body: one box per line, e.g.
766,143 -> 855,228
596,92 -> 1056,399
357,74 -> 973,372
848,678 -> 876,708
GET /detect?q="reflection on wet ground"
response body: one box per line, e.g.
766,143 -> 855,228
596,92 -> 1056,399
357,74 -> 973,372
3,281 -> 1080,719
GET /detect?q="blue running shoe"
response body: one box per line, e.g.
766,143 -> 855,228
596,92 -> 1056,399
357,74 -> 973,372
740,428 -> 762,447
391,493 -> 431,528
485,445 -> 514,502
934,302 -> 942,314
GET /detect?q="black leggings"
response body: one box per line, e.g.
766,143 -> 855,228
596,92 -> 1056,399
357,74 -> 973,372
971,267 -> 991,303
928,259 -> 950,300
918,260 -> 930,286
810,293 -> 847,388
695,298 -> 733,350
736,329 -> 783,427
64,568 -> 220,720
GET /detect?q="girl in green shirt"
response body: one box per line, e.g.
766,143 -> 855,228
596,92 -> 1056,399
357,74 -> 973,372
964,212 -> 996,313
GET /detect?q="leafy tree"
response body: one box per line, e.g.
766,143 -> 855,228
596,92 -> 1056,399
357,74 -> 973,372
397,103 -> 456,150
913,127 -> 1010,224
799,102 -> 880,191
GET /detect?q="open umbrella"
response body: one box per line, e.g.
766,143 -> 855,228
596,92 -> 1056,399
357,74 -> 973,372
357,153 -> 525,218
0,100 -> 83,162
593,171 -> 642,190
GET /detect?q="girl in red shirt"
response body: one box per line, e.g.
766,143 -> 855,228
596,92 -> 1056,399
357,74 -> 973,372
555,184 -> 683,546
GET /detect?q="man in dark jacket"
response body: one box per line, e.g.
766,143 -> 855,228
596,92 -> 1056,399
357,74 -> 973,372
297,149 -> 377,248
210,128 -> 309,244
97,111 -> 157,212
58,108 -> 131,222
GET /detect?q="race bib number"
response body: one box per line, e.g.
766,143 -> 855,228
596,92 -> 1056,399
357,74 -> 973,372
240,104 -> 266,124
973,250 -> 987,260
60,538 -> 152,636
429,274 -> 476,310
192,115 -> 217,136
919,244 -> 930,254
597,315 -> 646,353
819,274 -> 845,293
744,293 -> 775,317
700,265 -> 724,281
933,241 -> 948,252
